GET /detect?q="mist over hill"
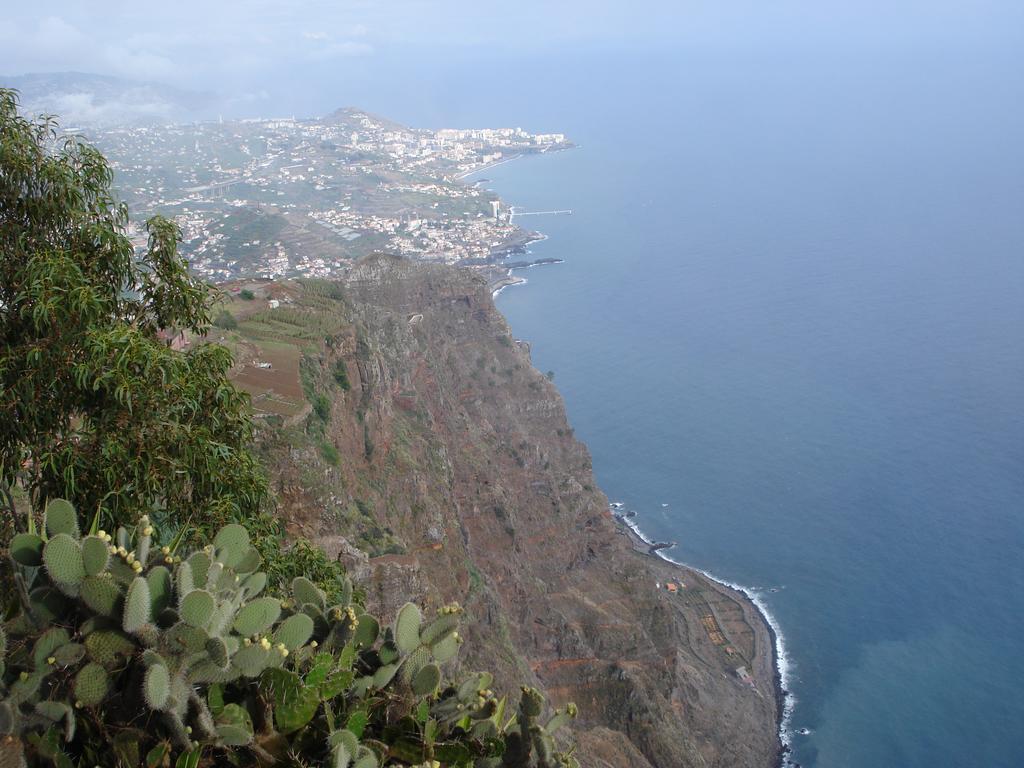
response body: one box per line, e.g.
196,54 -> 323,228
2,71 -> 213,126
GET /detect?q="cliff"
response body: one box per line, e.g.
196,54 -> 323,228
248,255 -> 780,767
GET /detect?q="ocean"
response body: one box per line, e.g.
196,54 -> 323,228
279,7 -> 1024,764
460,44 -> 1024,768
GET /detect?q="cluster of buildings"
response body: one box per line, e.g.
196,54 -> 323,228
88,109 -> 571,282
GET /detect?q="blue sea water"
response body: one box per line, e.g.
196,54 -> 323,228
295,8 -> 1024,764
462,45 -> 1024,768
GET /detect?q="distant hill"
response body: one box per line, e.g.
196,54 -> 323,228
322,106 -> 410,133
1,72 -> 214,127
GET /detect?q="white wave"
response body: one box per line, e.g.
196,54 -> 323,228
492,277 -> 527,298
615,511 -> 796,760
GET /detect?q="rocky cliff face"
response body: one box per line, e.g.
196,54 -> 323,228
258,255 -> 780,768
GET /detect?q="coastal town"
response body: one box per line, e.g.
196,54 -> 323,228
87,109 -> 572,287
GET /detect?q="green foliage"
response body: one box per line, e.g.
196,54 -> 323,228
312,393 -> 332,422
332,360 -> 351,391
239,289 -> 255,301
0,88 -> 266,534
2,502 -> 578,767
320,440 -> 341,466
213,309 -> 238,330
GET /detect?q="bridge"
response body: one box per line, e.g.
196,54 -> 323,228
184,178 -> 246,197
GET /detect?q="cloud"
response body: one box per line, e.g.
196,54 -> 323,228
34,15 -> 86,51
225,89 -> 271,106
22,87 -> 181,125
101,45 -> 175,80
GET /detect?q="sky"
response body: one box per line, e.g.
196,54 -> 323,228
2,1 -> 1023,124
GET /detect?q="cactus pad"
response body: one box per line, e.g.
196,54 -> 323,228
231,644 -> 271,677
206,636 -> 229,668
175,559 -> 195,598
400,646 -> 431,686
9,532 -> 44,567
377,641 -> 400,666
234,548 -> 261,575
80,535 -> 110,576
165,621 -> 208,654
186,550 -> 210,588
419,613 -> 458,647
180,590 -> 215,629
85,630 -> 135,669
146,566 -> 173,616
232,597 -> 281,637
44,498 -> 79,539
338,575 -> 353,606
32,627 -> 71,670
81,574 -> 123,617
411,662 -> 441,696
520,687 -> 544,718
431,633 -> 460,664
372,663 -> 398,689
42,533 -> 85,587
274,614 -> 314,651
291,577 -> 325,609
241,572 -> 267,598
393,603 -> 422,654
352,614 -> 379,649
73,662 -> 109,706
123,577 -> 152,634
53,642 -> 86,667
143,663 -> 171,710
215,703 -> 254,746
212,524 -> 249,568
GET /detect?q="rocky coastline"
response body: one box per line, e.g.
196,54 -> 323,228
266,255 -> 784,767
613,508 -> 788,767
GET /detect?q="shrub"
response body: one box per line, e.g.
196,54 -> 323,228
333,360 -> 351,391
239,289 -> 255,300
320,441 -> 341,466
312,394 -> 331,423
213,310 -> 238,330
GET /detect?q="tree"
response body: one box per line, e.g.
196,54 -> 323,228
0,89 -> 265,534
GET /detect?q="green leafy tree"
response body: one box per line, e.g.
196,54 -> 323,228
0,89 -> 265,532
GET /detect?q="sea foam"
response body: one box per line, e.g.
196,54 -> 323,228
613,506 -> 796,763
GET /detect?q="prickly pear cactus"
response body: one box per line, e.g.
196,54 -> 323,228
2,499 -> 578,768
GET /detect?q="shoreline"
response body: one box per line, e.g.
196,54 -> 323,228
613,507 -> 793,767
466,145 -> 792,764
454,152 -> 524,181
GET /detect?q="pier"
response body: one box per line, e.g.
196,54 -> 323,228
508,207 -> 572,224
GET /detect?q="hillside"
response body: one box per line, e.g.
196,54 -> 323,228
217,255 -> 781,767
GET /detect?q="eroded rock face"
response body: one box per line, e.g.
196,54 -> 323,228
264,255 -> 780,768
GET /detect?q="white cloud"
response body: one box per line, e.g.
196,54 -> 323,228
101,45 -> 175,80
34,15 -> 86,51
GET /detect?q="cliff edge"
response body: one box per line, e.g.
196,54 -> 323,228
251,255 -> 780,767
